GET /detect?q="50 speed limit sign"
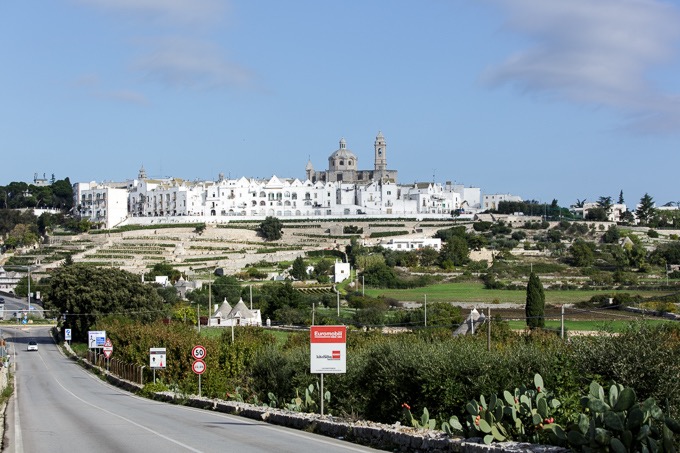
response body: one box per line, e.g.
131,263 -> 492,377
192,359 -> 206,375
192,345 -> 206,360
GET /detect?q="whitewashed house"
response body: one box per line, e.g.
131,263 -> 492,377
380,237 -> 442,252
209,298 -> 262,327
334,261 -> 351,283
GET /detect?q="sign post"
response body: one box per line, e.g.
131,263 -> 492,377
103,338 -> 113,371
192,345 -> 207,397
64,328 -> 72,345
149,347 -> 167,383
310,325 -> 346,416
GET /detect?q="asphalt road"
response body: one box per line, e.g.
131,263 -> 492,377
0,294 -> 44,321
3,327 -> 381,453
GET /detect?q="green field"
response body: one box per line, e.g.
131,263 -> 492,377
364,282 -> 671,304
505,318 -> 671,332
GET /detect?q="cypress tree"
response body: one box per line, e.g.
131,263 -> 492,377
525,272 -> 545,329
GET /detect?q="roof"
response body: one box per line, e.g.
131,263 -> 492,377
226,299 -> 255,319
213,298 -> 233,317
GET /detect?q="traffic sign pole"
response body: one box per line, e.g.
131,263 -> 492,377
192,346 -> 207,398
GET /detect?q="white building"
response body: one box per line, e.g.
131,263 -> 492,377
208,298 -> 262,327
334,261 -> 351,283
74,136 -> 485,226
73,181 -> 129,229
0,267 -> 21,294
483,194 -> 523,211
573,202 -> 628,222
380,237 -> 442,252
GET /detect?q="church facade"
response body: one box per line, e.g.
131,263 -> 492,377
305,132 -> 398,184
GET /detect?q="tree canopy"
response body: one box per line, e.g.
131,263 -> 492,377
636,193 -> 656,225
290,256 -> 308,280
258,216 -> 283,241
45,264 -> 168,341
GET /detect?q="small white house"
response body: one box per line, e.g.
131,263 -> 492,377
209,298 -> 262,327
334,261 -> 351,283
0,266 -> 21,293
379,237 -> 442,252
174,276 -> 202,298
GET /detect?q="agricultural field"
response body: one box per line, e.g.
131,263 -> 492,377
363,282 -> 671,304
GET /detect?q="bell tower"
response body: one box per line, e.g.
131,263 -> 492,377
374,131 -> 387,180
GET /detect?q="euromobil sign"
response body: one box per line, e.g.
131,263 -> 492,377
310,325 -> 346,374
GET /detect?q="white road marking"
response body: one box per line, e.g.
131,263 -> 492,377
37,352 -> 203,452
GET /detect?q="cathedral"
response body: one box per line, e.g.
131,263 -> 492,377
305,132 -> 398,184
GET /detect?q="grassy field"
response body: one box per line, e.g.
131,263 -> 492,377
364,282 -> 671,304
505,318 -> 671,332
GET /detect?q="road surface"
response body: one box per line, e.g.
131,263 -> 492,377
3,327 -> 381,453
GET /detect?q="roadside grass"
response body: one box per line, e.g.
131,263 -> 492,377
364,282 -> 670,304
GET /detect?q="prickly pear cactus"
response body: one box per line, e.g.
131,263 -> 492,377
566,380 -> 680,452
462,374 -> 566,445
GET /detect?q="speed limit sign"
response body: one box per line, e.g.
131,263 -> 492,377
192,345 -> 206,360
192,359 -> 206,375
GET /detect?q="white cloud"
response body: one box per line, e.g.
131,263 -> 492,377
484,0 -> 680,133
133,37 -> 254,90
74,0 -> 226,25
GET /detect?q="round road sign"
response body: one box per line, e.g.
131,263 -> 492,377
192,359 -> 206,375
192,345 -> 206,360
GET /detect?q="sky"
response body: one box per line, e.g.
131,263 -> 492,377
2,0 -> 680,208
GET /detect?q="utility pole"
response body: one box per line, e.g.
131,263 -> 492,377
362,275 -> 364,297
424,294 -> 427,327
560,305 -> 565,340
27,266 -> 31,313
249,285 -> 253,310
487,307 -> 491,351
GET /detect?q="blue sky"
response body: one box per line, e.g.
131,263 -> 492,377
2,0 -> 680,208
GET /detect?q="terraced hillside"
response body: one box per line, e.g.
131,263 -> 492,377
5,219 -> 457,279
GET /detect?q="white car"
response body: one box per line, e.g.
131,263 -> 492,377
27,341 -> 38,351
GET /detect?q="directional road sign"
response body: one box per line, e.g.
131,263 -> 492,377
88,331 -> 106,349
65,329 -> 72,341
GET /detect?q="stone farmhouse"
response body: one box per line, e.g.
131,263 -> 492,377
73,133 -> 483,228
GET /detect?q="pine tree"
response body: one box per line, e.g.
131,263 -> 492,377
618,190 -> 625,204
290,256 -> 308,280
525,272 -> 545,329
636,193 -> 656,225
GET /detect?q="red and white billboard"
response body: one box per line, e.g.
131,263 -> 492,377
310,325 -> 346,374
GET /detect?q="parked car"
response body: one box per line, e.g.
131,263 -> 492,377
27,341 -> 38,351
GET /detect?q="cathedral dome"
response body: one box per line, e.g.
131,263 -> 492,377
329,138 -> 357,162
